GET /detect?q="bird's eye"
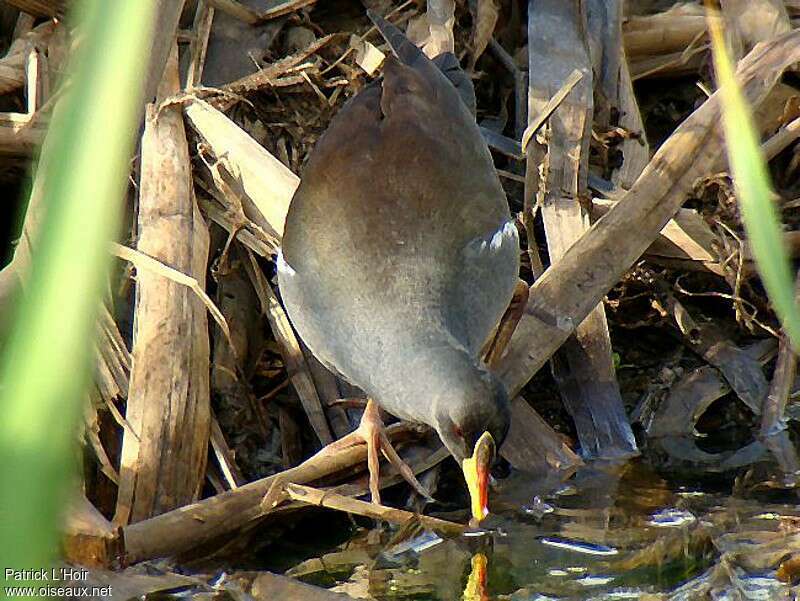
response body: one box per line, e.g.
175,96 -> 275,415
452,424 -> 463,439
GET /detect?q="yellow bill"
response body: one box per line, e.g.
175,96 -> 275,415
461,431 -> 496,524
463,552 -> 489,601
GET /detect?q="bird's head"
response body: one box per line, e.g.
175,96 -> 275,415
434,369 -> 510,525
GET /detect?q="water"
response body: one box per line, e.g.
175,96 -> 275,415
281,460 -> 800,600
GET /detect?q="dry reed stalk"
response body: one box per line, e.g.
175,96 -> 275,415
762,115 -> 800,160
11,12 -> 35,39
527,0 -> 636,459
0,21 -> 54,95
623,5 -> 706,59
591,200 -> 720,273
0,111 -> 46,156
62,493 -> 121,568
303,349 -> 353,439
186,0 -> 215,89
210,414 -> 245,488
629,49 -> 706,81
260,0 -> 319,21
3,0 -> 64,18
93,306 -> 132,425
285,483 -> 465,536
114,45 -> 211,526
205,0 -> 259,25
195,178 -> 278,257
616,51 -> 649,187
24,46 -> 46,113
111,243 -> 230,343
590,0 -> 650,186
142,0 -> 187,104
721,0 -> 791,60
502,396 -> 583,471
184,98 -> 298,239
499,31 -> 800,400
84,394 -> 121,485
122,423 -> 421,562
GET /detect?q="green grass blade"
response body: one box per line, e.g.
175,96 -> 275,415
0,0 -> 156,593
707,8 -> 800,349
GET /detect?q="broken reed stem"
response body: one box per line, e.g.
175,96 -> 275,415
500,31 -> 800,399
186,0 -> 214,89
111,242 -> 231,345
520,68 -> 584,154
204,0 -> 259,25
122,423 -> 420,562
762,115 -> 800,161
285,483 -> 465,537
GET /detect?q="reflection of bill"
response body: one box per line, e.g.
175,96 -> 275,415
463,552 -> 489,601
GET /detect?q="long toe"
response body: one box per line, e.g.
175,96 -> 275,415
378,430 -> 434,502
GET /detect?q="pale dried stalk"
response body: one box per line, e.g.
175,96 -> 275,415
205,0 -> 259,24
62,493 -> 120,568
186,0 -> 215,89
111,242 -> 230,344
520,68 -> 584,154
115,45 -> 211,525
721,0 -> 791,59
122,423 -> 420,562
3,0 -> 64,18
210,415 -> 244,489
591,200 -> 719,271
184,98 -> 298,239
260,0 -> 319,20
285,483 -> 465,536
528,0 -> 635,459
499,32 -> 800,399
623,6 -> 706,58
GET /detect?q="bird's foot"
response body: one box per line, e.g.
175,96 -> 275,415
322,398 -> 432,505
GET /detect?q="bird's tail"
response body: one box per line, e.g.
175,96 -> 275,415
365,9 -> 477,116
366,9 -> 425,68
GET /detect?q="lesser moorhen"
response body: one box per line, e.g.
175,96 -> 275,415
278,11 -> 519,523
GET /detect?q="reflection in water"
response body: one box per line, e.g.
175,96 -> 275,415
463,552 -> 488,601
539,538 -> 619,556
280,459 -> 800,599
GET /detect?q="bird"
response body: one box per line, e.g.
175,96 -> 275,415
277,10 -> 519,524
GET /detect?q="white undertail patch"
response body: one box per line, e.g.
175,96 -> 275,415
276,249 -> 297,277
465,219 -> 518,256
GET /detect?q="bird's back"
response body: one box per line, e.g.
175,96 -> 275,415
279,15 -> 519,412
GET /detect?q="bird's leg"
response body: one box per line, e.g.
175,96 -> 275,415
317,399 -> 431,505
482,278 -> 530,368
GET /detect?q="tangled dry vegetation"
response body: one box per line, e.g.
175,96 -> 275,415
3,0 -> 800,597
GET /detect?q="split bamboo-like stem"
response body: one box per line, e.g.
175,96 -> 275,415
114,44 -> 211,526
